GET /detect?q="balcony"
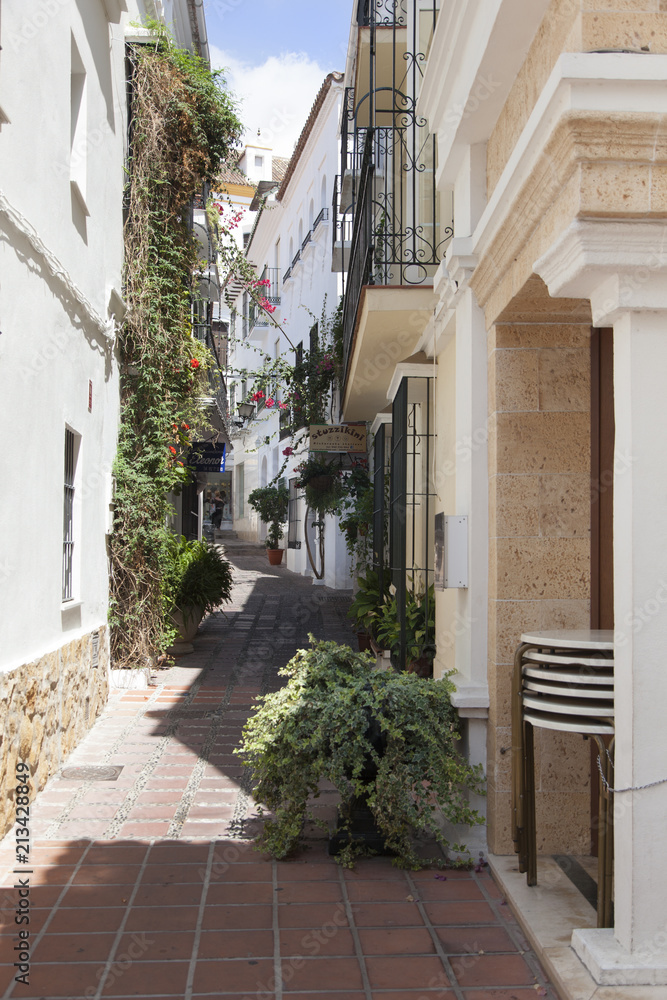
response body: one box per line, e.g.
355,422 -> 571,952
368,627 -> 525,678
313,207 -> 329,231
332,175 -> 353,273
259,265 -> 280,305
339,123 -> 449,420
356,0 -> 407,27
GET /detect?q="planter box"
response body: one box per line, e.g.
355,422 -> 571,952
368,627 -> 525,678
109,667 -> 151,690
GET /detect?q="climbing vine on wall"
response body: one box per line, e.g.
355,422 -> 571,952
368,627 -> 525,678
109,25 -> 242,667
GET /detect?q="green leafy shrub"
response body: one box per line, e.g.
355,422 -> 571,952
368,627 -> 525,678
248,484 -> 289,548
376,583 -> 437,668
347,568 -> 391,636
109,23 -> 242,666
163,534 -> 233,615
237,638 -> 485,868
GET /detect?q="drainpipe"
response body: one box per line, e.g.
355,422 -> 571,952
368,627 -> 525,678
186,0 -> 210,63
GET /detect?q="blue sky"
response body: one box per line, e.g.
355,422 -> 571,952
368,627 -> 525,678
203,0 -> 353,156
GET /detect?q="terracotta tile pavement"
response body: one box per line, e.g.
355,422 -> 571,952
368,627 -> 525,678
0,540 -> 561,999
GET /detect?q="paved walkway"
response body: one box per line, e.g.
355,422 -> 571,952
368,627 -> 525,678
0,540 -> 560,999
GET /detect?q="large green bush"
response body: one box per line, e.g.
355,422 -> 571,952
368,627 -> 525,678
237,638 -> 485,868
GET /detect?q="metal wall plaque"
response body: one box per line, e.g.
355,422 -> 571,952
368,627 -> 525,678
60,765 -> 124,781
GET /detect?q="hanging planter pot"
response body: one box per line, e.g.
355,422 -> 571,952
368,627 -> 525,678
307,474 -> 334,493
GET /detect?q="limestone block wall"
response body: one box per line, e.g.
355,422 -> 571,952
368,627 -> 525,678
0,628 -> 109,840
487,0 -> 667,197
486,318 -> 593,855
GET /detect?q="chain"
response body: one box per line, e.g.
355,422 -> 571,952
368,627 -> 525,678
597,753 -> 667,794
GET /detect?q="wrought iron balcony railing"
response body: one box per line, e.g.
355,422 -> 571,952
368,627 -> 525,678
249,298 -> 269,332
357,0 -> 407,28
340,124 -> 452,384
341,130 -> 375,383
279,406 -> 291,441
259,265 -> 281,305
283,265 -> 292,284
301,230 -> 312,252
313,207 -> 329,230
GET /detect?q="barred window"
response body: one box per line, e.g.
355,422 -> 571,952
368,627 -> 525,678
62,428 -> 77,601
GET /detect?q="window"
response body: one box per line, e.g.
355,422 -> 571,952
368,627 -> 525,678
254,155 -> 264,169
288,478 -> 301,549
372,422 -> 391,593
70,35 -> 88,213
308,199 -> 314,229
390,377 -> 436,670
321,175 -> 327,209
62,428 -> 79,602
236,463 -> 245,518
229,382 -> 236,417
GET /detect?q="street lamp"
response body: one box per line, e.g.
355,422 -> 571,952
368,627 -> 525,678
234,401 -> 255,428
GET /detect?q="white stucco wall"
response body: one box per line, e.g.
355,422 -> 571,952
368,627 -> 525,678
227,77 -> 352,590
0,1 -> 201,673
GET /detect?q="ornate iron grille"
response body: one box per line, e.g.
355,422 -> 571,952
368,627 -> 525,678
372,422 -> 391,602
288,478 -> 301,549
389,376 -> 436,671
340,0 -> 452,387
62,429 -> 75,602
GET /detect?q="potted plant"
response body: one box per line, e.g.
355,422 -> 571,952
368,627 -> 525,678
163,534 -> 233,647
347,567 -> 392,651
248,484 -> 290,564
375,583 -> 436,677
236,638 -> 485,868
294,455 -> 344,516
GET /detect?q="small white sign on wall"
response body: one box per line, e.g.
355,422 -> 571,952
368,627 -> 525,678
435,513 -> 468,589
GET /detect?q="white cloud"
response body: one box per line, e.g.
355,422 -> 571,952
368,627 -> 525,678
210,46 -> 330,159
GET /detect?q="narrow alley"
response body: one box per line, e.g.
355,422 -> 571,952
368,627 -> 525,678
0,545 -> 558,1000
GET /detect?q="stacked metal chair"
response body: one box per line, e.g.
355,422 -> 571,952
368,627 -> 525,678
511,630 -> 615,927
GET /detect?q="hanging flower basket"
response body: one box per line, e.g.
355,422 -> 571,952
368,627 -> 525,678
307,474 -> 334,493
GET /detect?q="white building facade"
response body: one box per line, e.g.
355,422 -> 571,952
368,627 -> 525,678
0,0 -> 208,839
227,73 -> 353,590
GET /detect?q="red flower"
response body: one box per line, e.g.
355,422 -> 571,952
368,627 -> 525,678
251,390 -> 265,402
265,397 -> 275,408
190,358 -> 200,369
282,447 -> 293,457
169,446 -> 177,455
181,422 -> 190,430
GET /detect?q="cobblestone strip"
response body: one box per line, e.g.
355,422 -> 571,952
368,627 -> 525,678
41,684 -> 166,838
165,701 -> 234,839
99,657 -> 220,840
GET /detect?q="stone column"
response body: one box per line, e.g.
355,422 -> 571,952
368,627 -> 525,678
536,218 -> 667,985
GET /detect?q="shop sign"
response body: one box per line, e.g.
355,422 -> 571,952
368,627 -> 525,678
309,424 -> 367,453
187,442 -> 226,471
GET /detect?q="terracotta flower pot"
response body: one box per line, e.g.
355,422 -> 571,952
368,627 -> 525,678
357,632 -> 373,652
267,548 -> 284,565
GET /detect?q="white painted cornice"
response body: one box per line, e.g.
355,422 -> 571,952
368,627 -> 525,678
387,362 -> 438,403
370,412 -> 392,436
473,53 -> 667,268
535,218 -> 667,326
